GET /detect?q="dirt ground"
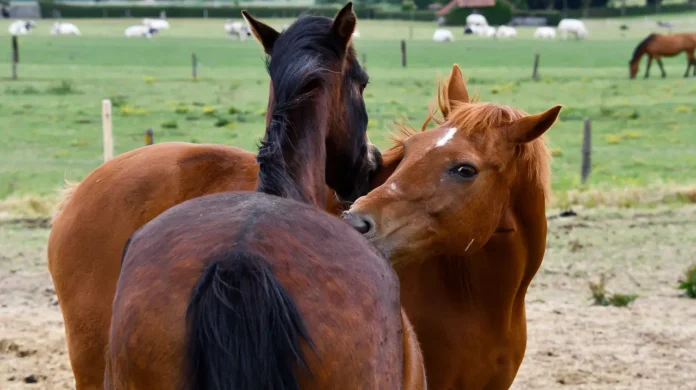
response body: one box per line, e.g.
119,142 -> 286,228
1,206 -> 695,389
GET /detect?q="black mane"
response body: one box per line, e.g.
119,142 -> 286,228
256,15 -> 349,201
630,33 -> 656,64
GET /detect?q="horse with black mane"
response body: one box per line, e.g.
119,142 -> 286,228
104,4 -> 425,389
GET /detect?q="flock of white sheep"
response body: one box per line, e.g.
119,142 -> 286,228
9,15 -> 588,42
432,14 -> 589,42
7,18 -> 255,39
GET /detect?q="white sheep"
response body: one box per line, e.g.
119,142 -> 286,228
558,18 -> 588,40
433,28 -> 454,42
224,20 -> 251,40
534,26 -> 556,39
495,25 -> 517,38
471,24 -> 496,37
143,18 -> 170,30
466,13 -> 488,27
51,22 -> 81,36
8,20 -> 36,36
125,25 -> 158,39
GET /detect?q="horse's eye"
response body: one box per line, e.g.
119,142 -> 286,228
450,164 -> 477,179
359,82 -> 368,94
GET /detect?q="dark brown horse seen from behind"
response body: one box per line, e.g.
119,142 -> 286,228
105,4 -> 425,389
629,32 -> 696,78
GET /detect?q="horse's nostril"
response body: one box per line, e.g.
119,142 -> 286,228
342,212 -> 375,236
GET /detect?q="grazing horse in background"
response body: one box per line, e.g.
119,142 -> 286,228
344,64 -> 561,389
629,33 -> 696,79
105,4 -> 425,389
48,6 -> 378,390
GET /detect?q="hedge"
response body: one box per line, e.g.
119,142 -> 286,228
565,3 -> 696,18
511,10 -> 562,26
38,2 -> 437,21
444,1 -> 512,26
39,3 -> 367,19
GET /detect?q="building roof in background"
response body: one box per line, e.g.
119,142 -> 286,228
437,0 -> 496,16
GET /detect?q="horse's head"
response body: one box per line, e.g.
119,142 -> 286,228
344,65 -> 560,266
629,60 -> 639,79
243,2 -> 380,203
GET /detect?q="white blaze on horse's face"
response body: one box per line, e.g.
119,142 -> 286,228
435,127 -> 457,147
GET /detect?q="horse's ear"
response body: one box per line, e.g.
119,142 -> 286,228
242,10 -> 279,55
330,2 -> 357,50
446,64 -> 470,105
505,105 -> 562,144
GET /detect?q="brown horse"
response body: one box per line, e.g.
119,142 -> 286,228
47,6 -> 378,390
105,4 -> 425,389
343,65 -> 561,389
629,32 -> 696,79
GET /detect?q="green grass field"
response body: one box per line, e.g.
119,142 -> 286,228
1,15 -> 695,205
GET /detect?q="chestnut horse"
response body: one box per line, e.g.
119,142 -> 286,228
629,32 -> 696,79
47,6 -> 378,390
344,65 -> 561,389
105,4 -> 425,389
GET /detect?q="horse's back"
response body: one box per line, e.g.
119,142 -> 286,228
47,142 -> 258,388
109,192 -> 403,389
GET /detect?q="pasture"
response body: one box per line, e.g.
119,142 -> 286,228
1,16 -> 696,206
1,12 -> 696,390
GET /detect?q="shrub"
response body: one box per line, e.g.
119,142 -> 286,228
46,80 -> 78,95
589,275 -> 638,307
161,120 -> 178,129
401,1 -> 417,11
678,264 -> 696,299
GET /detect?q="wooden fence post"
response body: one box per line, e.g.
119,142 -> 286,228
532,53 -> 540,81
400,40 -> 407,68
192,53 -> 198,80
102,100 -> 113,162
11,35 -> 18,80
145,128 -> 154,145
581,117 -> 591,184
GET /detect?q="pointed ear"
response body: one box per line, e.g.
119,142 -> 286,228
330,2 -> 357,50
440,64 -> 469,119
446,64 -> 469,106
242,10 -> 279,55
506,105 -> 562,144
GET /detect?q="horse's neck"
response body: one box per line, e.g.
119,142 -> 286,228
258,94 -> 328,207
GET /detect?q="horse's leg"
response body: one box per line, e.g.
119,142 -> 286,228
401,309 -> 427,390
644,56 -> 653,79
656,58 -> 666,78
684,59 -> 692,78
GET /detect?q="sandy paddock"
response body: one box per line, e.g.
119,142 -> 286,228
1,206 -> 695,389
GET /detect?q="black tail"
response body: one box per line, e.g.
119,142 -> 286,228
630,33 -> 657,64
185,251 -> 313,390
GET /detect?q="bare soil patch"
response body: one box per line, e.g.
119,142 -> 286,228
1,207 -> 695,389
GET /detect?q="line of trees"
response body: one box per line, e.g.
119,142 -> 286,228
330,0 -> 673,11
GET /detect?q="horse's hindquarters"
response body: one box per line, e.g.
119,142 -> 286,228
108,192 -> 404,389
